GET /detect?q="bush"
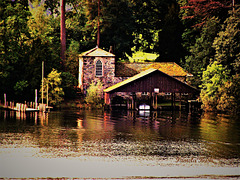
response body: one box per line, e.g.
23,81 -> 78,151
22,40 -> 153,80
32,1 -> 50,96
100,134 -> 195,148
85,80 -> 103,108
40,69 -> 64,106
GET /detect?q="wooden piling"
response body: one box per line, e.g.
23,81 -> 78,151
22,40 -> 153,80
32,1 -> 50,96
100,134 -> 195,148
4,93 -> 6,107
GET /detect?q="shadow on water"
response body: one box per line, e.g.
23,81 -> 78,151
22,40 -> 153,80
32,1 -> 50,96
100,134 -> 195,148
0,109 -> 239,163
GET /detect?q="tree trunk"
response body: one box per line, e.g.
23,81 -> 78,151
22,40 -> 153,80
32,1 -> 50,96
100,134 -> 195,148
60,0 -> 66,70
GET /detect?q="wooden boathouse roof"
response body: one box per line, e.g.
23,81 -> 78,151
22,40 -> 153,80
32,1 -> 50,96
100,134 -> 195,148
104,68 -> 198,94
115,62 -> 193,77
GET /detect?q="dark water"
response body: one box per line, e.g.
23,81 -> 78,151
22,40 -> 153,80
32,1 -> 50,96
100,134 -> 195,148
0,109 -> 240,178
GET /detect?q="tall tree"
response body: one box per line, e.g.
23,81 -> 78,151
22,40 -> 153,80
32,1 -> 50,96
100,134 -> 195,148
131,0 -> 184,63
27,0 -> 61,92
0,0 -> 31,99
156,1 -> 185,62
181,0 -> 230,28
200,8 -> 240,113
83,0 -> 136,59
185,17 -> 221,87
213,8 -> 240,75
60,0 -> 66,69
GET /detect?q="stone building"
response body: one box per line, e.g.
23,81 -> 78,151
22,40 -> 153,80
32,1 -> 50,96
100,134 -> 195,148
78,47 -> 123,92
78,47 -> 193,93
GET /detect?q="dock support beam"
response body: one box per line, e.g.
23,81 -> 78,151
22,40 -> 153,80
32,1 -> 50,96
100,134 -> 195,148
104,93 -> 111,106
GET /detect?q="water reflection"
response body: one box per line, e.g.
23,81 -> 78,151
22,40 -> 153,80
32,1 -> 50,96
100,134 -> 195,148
0,109 -> 239,162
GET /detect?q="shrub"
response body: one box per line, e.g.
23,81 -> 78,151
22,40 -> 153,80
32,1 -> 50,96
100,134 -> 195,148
85,80 -> 103,108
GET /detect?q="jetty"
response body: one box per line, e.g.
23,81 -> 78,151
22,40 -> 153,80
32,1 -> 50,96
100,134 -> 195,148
1,90 -> 53,112
0,101 -> 53,112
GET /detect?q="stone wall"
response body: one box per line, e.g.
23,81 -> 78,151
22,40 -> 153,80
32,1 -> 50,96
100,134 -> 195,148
82,56 -> 124,93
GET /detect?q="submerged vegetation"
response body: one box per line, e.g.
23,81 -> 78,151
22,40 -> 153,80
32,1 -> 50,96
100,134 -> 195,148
0,0 -> 239,113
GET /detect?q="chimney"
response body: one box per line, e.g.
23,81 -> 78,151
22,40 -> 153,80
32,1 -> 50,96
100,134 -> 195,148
109,46 -> 113,53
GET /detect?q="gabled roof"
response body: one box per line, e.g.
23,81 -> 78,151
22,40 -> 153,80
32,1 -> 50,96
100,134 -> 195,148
104,68 -> 198,93
115,62 -> 192,77
80,47 -> 115,57
104,68 -> 157,93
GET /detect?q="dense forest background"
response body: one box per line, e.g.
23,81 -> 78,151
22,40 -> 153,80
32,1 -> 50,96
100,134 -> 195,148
0,0 -> 239,113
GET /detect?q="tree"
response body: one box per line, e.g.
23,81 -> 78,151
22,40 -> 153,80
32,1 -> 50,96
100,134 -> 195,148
83,0 -> 136,59
27,0 -> 61,92
28,0 -> 54,43
41,69 -> 64,106
132,0 -> 184,63
200,61 -> 230,111
0,1 -> 31,100
65,40 -> 80,77
181,0 -> 230,28
185,17 -> 221,86
60,0 -> 66,69
213,9 -> 240,75
61,72 -> 78,99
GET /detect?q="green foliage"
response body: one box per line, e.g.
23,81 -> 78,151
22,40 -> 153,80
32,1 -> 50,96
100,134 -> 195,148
61,72 -> 78,99
213,9 -> 240,75
200,61 -> 230,112
217,75 -> 240,113
0,1 -> 31,99
13,80 -> 29,101
0,0 -> 239,115
185,17 -> 221,87
28,0 -> 54,43
41,69 -> 64,106
85,80 -> 103,108
126,51 -> 159,62
132,0 -> 184,63
65,40 -> 80,77
14,80 -> 29,93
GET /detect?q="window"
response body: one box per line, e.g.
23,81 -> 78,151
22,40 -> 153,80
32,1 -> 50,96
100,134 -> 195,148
96,60 -> 103,76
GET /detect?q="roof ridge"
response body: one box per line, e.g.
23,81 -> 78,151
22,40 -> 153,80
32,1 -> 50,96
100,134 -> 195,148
104,68 -> 198,93
104,68 -> 158,92
116,62 -> 176,64
80,47 -> 115,57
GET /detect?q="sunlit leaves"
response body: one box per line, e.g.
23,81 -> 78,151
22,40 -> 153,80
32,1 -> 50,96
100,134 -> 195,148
85,80 -> 103,107
185,17 -> 221,87
213,9 -> 240,74
28,0 -> 54,43
200,61 -> 230,111
41,69 -> 64,106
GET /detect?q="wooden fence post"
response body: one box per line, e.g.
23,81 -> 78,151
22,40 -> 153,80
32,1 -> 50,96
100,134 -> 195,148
4,93 -> 6,107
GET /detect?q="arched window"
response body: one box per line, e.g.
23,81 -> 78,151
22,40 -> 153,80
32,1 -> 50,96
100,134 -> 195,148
96,60 -> 103,76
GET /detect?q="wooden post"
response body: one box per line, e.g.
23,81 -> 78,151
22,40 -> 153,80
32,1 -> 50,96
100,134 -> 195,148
131,92 -> 136,110
173,93 -> 176,110
47,83 -> 49,107
131,96 -> 134,110
35,89 -> 38,109
179,93 -> 182,111
4,93 -> 6,107
155,93 -> 158,110
42,61 -> 44,105
152,93 -> 154,109
104,93 -> 111,105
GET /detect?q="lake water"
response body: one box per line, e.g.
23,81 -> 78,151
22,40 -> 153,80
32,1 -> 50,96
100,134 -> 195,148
0,109 -> 239,179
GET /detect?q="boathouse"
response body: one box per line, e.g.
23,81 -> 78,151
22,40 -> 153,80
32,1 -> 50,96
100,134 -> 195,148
104,68 -> 198,110
78,47 -> 199,109
78,47 -> 193,92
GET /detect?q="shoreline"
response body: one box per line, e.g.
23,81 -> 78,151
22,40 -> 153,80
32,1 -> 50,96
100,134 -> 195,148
0,147 -> 239,179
